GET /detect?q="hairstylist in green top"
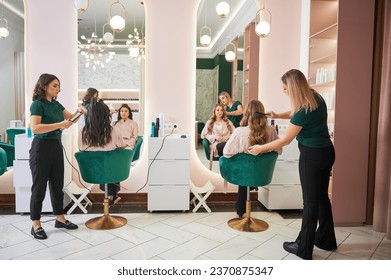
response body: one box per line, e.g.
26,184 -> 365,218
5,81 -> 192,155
219,91 -> 243,127
29,73 -> 84,240
248,69 -> 337,260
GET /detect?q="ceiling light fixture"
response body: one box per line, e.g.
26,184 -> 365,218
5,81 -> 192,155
102,22 -> 114,44
0,0 -> 9,39
225,42 -> 236,62
255,1 -> 271,38
200,1 -> 211,47
110,0 -> 126,33
74,0 -> 89,12
215,0 -> 230,18
78,2 -> 115,70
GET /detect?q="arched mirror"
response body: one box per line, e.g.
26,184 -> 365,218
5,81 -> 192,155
77,0 -> 145,152
195,0 -> 259,173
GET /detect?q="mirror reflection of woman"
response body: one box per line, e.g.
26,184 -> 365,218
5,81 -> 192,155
113,104 -> 139,150
201,104 -> 234,159
219,91 -> 243,128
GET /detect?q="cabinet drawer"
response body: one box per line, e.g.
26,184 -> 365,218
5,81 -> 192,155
258,184 -> 303,210
148,185 -> 189,211
271,160 -> 300,185
149,160 -> 189,185
13,160 -> 32,186
149,137 -> 190,159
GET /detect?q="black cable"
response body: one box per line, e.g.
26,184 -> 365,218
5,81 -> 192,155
136,126 -> 176,193
60,140 -> 97,204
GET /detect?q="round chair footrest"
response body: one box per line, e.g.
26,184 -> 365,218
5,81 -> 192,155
85,215 -> 127,230
227,217 -> 269,232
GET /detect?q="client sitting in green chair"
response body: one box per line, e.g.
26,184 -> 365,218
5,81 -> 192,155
223,100 -> 282,217
78,98 -> 127,205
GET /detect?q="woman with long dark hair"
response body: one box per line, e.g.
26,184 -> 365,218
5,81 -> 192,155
113,104 -> 138,150
248,69 -> 337,260
78,98 -> 125,205
223,100 -> 281,217
29,73 -> 81,239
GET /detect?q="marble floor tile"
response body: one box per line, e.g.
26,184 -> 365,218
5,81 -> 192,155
0,239 -> 47,259
143,222 -> 197,244
108,224 -> 157,245
0,224 -> 32,247
337,233 -> 383,259
180,222 -> 236,243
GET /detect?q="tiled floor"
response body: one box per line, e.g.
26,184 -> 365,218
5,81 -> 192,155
0,206 -> 390,260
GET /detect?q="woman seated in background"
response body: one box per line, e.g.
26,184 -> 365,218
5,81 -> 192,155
78,98 -> 125,205
113,104 -> 138,150
223,100 -> 282,217
201,104 -> 234,159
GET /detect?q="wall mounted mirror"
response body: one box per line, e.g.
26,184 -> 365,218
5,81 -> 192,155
77,0 -> 145,158
195,0 -> 259,173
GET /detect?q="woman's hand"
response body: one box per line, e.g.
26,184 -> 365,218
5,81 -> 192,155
247,144 -> 264,155
78,107 -> 87,114
60,120 -> 73,129
266,111 -> 277,118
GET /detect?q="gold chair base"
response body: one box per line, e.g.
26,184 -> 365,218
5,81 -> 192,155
227,217 -> 269,232
85,215 -> 127,230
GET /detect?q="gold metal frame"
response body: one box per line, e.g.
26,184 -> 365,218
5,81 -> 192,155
227,188 -> 269,232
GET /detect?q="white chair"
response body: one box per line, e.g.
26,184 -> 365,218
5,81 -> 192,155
64,181 -> 92,214
190,180 -> 215,213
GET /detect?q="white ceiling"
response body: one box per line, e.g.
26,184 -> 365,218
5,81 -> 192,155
3,0 -> 260,58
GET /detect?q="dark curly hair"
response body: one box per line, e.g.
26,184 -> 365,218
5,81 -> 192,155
82,88 -> 99,106
81,99 -> 113,147
32,73 -> 60,101
114,103 -> 133,125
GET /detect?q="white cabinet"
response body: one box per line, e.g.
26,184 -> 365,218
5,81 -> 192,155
258,139 -> 303,210
147,135 -> 190,211
13,133 -> 71,213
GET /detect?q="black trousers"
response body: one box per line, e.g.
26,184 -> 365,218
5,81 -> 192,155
29,138 -> 64,220
99,183 -> 120,197
236,186 -> 247,215
296,143 -> 337,260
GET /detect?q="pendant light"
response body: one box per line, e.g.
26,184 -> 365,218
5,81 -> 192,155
110,0 -> 126,33
74,0 -> 89,13
102,22 -> 114,44
255,1 -> 272,38
225,43 -> 235,62
0,0 -> 9,39
200,2 -> 211,47
215,0 -> 230,18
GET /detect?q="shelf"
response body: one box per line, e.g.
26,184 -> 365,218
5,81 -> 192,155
310,23 -> 337,39
310,81 -> 335,88
310,53 -> 337,64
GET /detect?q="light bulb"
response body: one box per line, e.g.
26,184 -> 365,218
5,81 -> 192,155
110,15 -> 125,32
255,21 -> 271,37
200,34 -> 211,46
216,2 -> 230,17
225,51 -> 235,62
103,32 -> 114,43
74,0 -> 89,12
0,27 -> 9,39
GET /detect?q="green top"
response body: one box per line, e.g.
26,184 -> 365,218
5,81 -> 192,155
290,92 -> 332,148
30,99 -> 65,139
226,100 -> 243,127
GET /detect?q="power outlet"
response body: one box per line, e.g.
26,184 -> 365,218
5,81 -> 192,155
164,123 -> 179,131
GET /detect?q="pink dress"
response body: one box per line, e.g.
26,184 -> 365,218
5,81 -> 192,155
78,126 -> 124,151
223,125 -> 282,157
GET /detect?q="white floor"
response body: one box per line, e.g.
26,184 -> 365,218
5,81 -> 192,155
0,210 -> 390,260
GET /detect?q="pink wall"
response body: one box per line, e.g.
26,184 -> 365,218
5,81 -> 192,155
332,0 -> 375,225
258,0 -> 302,115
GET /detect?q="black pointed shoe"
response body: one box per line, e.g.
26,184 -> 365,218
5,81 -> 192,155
283,241 -> 299,255
31,226 -> 47,240
55,220 -> 78,230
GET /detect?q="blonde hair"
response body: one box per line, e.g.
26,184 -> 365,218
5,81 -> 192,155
219,91 -> 233,103
241,100 -> 268,146
281,69 -> 318,114
207,104 -> 234,134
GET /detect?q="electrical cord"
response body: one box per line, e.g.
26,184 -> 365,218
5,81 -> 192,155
60,140 -> 97,204
136,126 -> 176,193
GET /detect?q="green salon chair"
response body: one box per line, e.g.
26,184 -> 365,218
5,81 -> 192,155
0,147 -> 7,176
219,152 -> 278,232
6,128 -> 25,146
0,142 -> 15,167
202,138 -> 220,170
131,136 -> 143,163
75,148 -> 133,230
